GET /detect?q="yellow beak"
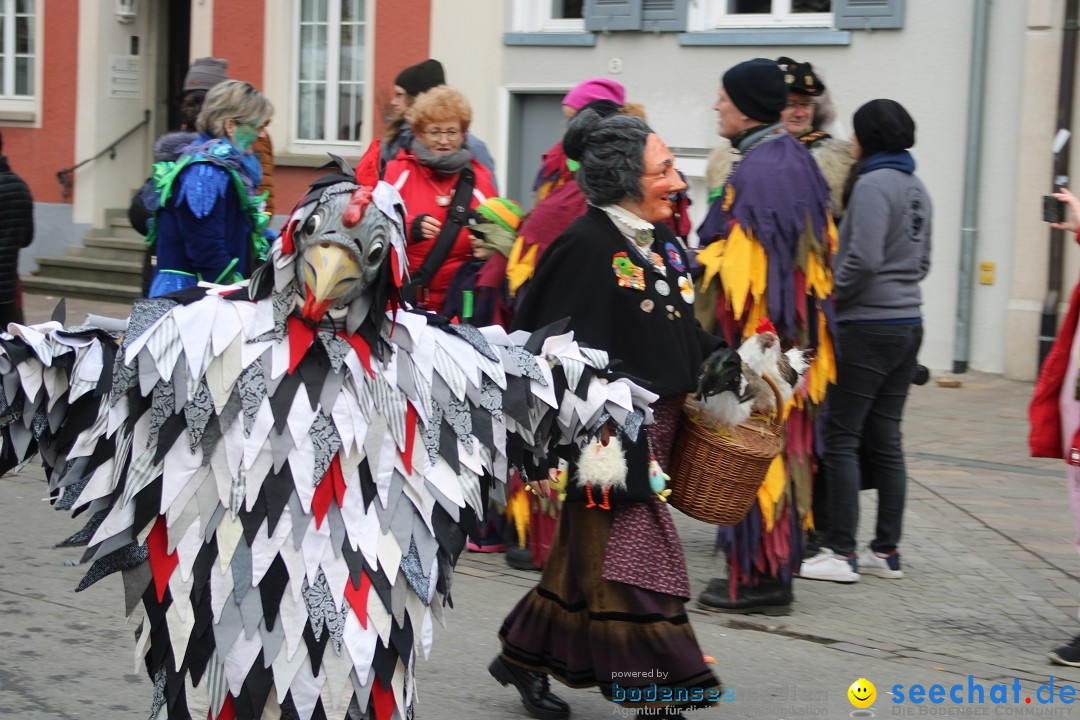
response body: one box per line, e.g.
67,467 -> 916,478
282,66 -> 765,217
301,243 -> 362,321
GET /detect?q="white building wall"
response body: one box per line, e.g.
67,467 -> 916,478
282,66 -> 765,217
428,0 -> 1079,378
1005,0 -> 1080,381
73,0 -> 158,228
428,0 -> 505,158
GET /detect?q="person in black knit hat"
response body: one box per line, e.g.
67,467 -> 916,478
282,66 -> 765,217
697,58 -> 835,615
395,58 -> 445,97
800,98 -> 931,586
380,58 -> 495,179
719,57 -> 788,125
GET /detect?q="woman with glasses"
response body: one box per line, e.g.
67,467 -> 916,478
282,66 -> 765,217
383,85 -> 497,313
148,80 -> 274,297
490,109 -> 724,720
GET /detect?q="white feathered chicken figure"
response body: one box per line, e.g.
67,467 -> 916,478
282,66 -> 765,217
696,318 -> 809,427
739,317 -> 810,413
0,143 -> 654,720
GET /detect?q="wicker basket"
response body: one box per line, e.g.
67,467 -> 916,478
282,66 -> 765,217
668,374 -> 784,525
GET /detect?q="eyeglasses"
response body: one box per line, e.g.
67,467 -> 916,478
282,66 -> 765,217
423,128 -> 461,140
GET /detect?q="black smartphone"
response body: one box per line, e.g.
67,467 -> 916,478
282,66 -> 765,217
1044,195 -> 1066,223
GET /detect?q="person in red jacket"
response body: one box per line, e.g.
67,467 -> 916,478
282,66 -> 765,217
383,85 -> 497,314
1031,186 -> 1080,666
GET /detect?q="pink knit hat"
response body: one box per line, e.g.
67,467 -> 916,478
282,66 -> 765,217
562,78 -> 625,111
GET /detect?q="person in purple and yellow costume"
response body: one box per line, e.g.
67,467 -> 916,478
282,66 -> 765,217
695,58 -> 836,615
148,80 -> 273,297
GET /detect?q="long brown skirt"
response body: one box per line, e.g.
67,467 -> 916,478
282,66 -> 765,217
498,503 -> 721,709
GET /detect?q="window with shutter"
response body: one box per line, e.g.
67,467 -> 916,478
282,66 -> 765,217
642,0 -> 688,32
510,0 -> 587,33
700,0 -> 833,29
584,0 -> 643,32
833,0 -> 904,29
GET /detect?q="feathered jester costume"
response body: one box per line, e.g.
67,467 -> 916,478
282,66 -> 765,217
0,143 -> 654,720
695,128 -> 837,598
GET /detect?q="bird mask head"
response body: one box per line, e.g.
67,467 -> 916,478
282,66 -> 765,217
293,184 -> 386,323
257,143 -> 408,335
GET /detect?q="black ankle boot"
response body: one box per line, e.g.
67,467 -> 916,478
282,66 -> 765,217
698,577 -> 792,615
489,656 -> 570,719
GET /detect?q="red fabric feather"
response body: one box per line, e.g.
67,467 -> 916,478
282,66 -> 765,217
147,516 -> 178,603
355,139 -> 381,189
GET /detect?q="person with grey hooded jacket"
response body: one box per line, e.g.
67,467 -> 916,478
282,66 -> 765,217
800,98 -> 932,584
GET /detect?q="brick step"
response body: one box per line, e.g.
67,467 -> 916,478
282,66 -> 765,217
21,276 -> 142,302
86,224 -> 144,241
66,236 -> 147,263
34,257 -> 143,288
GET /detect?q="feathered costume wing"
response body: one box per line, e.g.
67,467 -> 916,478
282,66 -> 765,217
0,144 -> 654,720
694,132 -> 835,585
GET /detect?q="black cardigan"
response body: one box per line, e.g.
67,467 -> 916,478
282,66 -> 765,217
514,206 -> 719,397
513,207 -> 721,503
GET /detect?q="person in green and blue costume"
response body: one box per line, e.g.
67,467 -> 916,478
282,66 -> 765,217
147,80 -> 274,297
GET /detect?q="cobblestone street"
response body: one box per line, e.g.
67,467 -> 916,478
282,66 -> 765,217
5,292 -> 1080,717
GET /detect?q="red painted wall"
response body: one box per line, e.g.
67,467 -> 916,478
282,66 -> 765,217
212,0 -> 266,87
3,4 -> 79,204
373,0 -> 431,136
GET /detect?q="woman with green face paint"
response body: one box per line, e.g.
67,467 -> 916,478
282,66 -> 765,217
148,80 -> 275,297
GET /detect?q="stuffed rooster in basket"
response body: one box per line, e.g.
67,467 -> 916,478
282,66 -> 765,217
695,317 -> 810,428
0,142 -> 655,720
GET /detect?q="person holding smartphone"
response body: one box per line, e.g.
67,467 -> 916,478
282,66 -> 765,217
1030,185 -> 1080,666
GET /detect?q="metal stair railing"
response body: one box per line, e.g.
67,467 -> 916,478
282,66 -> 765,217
56,109 -> 151,200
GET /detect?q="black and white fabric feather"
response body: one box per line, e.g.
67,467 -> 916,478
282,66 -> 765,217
0,148 -> 655,720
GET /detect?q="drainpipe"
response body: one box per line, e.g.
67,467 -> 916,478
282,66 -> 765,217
1038,0 -> 1079,370
952,0 -> 991,374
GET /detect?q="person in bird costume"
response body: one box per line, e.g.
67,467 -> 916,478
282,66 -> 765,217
0,140 -> 657,720
491,109 -> 730,720
694,58 -> 836,615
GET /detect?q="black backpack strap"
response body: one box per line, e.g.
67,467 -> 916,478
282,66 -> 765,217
401,167 -> 476,306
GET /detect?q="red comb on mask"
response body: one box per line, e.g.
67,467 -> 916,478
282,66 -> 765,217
756,317 -> 777,335
342,139 -> 382,228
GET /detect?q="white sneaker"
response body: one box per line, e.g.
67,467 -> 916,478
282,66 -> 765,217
858,548 -> 904,578
798,549 -> 859,583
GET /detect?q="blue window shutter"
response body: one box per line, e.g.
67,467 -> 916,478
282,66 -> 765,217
834,0 -> 905,30
642,0 -> 687,31
584,0 -> 643,32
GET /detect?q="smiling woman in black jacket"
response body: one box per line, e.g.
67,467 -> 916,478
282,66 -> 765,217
489,110 -> 723,720
0,130 -> 34,326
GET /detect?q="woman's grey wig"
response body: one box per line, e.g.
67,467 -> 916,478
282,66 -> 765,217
196,80 -> 274,138
563,110 -> 651,206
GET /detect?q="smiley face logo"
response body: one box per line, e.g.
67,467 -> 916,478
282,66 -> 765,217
847,678 -> 876,708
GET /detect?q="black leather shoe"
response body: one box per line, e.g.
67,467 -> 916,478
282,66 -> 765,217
488,656 -> 570,719
698,577 -> 792,615
506,545 -> 539,571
